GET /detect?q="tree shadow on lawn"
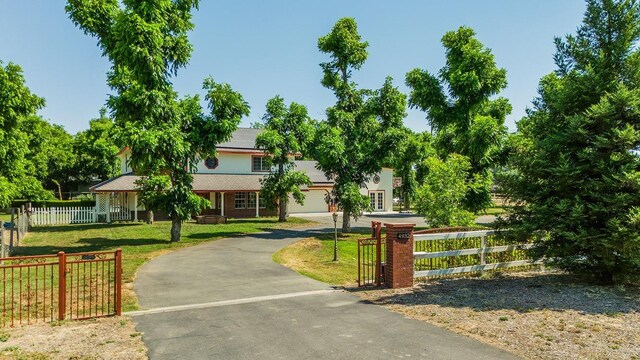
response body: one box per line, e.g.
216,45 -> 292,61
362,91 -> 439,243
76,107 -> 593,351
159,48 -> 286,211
12,237 -> 170,256
353,272 -> 640,315
29,222 -> 140,233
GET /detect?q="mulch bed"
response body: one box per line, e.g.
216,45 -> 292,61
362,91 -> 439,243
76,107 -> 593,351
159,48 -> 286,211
354,271 -> 640,360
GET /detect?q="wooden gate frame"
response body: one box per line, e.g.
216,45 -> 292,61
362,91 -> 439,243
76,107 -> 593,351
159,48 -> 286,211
357,221 -> 384,287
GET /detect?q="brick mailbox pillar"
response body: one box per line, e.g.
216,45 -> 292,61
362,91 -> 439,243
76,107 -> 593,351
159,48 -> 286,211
384,223 -> 416,288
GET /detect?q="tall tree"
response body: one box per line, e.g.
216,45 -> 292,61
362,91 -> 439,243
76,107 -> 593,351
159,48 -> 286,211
256,96 -> 313,221
315,18 -> 406,232
21,116 -> 76,194
0,61 -> 52,207
498,0 -> 640,283
73,109 -> 119,184
67,0 -> 249,242
406,26 -> 511,213
391,129 -> 434,211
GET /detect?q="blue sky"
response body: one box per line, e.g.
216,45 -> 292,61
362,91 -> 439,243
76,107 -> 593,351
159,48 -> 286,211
0,0 -> 585,134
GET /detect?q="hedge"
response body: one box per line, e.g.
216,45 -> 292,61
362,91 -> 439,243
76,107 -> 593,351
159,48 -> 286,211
11,199 -> 96,208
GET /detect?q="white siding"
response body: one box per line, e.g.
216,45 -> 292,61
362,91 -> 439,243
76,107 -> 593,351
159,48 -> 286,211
361,168 -> 393,212
194,153 -> 263,174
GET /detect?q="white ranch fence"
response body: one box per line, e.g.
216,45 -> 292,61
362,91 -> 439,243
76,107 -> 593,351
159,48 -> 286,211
30,207 -> 96,225
413,230 -> 542,278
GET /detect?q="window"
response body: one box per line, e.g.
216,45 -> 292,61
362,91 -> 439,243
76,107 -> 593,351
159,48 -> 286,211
252,156 -> 271,172
204,156 -> 219,169
247,192 -> 267,209
234,192 -> 247,209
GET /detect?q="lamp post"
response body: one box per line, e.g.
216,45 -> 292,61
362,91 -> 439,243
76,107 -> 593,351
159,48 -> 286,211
332,212 -> 338,261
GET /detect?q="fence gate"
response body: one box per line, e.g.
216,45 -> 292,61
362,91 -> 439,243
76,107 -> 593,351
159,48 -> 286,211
357,221 -> 384,287
0,249 -> 122,327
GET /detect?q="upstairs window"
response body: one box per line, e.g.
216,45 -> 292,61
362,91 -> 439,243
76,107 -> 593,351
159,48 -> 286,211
252,156 -> 271,172
204,156 -> 219,169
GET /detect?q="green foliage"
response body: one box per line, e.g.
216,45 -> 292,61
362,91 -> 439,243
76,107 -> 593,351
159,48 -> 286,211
256,96 -> 313,221
67,0 -> 249,242
11,199 -> 95,208
21,115 -> 76,190
414,155 -> 476,228
73,109 -> 119,183
315,18 -> 406,232
406,26 -> 510,213
498,0 -> 640,283
391,129 -> 435,209
0,61 -> 51,206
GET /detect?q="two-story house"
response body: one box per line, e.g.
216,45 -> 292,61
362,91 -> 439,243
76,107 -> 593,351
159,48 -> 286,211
90,128 -> 393,220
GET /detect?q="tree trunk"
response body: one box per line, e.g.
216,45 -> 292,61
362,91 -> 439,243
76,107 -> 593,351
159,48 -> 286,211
279,195 -> 288,222
404,198 -> 410,212
146,210 -> 154,224
170,215 -> 181,242
341,209 -> 351,233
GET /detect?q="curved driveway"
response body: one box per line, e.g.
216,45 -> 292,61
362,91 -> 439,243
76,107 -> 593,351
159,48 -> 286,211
132,215 -> 516,360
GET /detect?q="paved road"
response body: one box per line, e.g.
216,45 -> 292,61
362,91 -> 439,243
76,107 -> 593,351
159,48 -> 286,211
131,214 -> 515,360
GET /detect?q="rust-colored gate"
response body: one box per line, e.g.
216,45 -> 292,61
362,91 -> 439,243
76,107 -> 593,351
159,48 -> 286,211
357,221 -> 385,287
0,249 -> 122,327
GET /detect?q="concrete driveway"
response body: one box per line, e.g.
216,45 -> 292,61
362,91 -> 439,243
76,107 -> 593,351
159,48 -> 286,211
131,214 -> 515,359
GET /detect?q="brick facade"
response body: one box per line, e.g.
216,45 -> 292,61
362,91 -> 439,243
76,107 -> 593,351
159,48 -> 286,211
384,223 -> 415,288
201,192 -> 277,218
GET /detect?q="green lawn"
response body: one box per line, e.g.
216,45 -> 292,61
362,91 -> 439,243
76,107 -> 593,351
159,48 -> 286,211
15,217 -> 313,311
273,231 -> 365,286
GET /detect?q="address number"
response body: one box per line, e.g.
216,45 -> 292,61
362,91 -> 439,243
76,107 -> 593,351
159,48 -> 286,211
397,232 -> 410,240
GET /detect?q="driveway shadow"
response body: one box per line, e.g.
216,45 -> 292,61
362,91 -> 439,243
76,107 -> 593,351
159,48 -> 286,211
353,273 -> 640,315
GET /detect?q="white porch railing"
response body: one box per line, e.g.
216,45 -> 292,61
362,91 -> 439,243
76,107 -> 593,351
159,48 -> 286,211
413,230 -> 541,278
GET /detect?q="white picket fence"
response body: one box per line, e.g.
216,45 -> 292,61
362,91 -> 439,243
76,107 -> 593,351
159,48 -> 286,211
413,230 -> 541,277
30,207 -> 96,225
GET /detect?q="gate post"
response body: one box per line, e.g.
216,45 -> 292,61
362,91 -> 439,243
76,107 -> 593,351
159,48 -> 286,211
384,223 -> 415,288
58,251 -> 66,321
115,248 -> 123,315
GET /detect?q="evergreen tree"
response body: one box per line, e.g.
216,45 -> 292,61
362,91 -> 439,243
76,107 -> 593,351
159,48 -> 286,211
498,0 -> 640,283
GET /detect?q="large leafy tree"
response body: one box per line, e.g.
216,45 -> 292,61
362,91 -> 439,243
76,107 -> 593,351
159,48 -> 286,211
73,109 -> 119,184
256,96 -> 313,222
498,0 -> 640,283
391,129 -> 434,211
315,18 -> 406,232
21,116 -> 76,196
67,0 -> 249,242
0,61 -> 52,207
406,27 -> 511,213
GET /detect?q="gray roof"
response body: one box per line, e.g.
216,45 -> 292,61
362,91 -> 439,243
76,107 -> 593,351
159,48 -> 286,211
217,128 -> 262,150
91,173 -> 266,192
91,162 -> 334,192
293,160 -> 333,185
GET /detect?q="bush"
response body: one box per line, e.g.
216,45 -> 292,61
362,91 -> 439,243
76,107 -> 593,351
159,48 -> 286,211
414,154 -> 476,228
11,199 -> 96,208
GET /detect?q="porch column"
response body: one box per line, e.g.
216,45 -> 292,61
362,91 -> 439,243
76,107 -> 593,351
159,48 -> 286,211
255,191 -> 260,218
106,194 -> 111,223
134,193 -> 138,222
220,192 -> 225,216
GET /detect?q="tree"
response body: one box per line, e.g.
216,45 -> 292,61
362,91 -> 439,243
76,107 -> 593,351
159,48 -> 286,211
73,109 -> 120,184
497,0 -> 640,283
315,18 -> 406,232
256,96 -> 313,221
391,129 -> 434,211
67,0 -> 250,242
414,154 -> 477,228
0,61 -> 52,207
21,116 -> 76,193
406,26 -> 510,213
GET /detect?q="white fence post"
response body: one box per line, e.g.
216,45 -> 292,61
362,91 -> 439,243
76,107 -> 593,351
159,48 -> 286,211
480,235 -> 486,265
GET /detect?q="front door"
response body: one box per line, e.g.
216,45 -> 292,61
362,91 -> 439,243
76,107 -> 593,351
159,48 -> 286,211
369,191 -> 385,212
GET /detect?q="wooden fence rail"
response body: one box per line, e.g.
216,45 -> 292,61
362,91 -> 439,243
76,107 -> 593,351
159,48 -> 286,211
413,230 -> 540,278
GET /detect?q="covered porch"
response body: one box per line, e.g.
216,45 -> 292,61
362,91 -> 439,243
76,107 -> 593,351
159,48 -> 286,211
90,173 -> 276,221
